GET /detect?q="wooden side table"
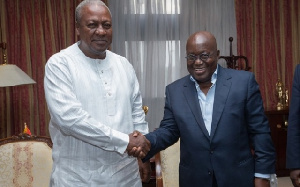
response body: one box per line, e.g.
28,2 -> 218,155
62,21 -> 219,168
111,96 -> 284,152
265,108 -> 289,177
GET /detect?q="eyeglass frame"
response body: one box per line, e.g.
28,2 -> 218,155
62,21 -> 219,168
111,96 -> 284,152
185,52 -> 215,62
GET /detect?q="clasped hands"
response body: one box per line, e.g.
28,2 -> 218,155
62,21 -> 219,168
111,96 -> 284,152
126,130 -> 150,159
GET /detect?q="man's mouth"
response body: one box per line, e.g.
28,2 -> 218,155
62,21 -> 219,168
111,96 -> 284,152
195,67 -> 205,73
93,39 -> 107,44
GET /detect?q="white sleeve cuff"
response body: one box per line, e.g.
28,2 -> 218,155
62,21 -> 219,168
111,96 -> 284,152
109,129 -> 129,154
254,173 -> 271,179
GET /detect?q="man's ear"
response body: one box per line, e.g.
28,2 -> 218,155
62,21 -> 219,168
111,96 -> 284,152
216,50 -> 220,58
75,22 -> 80,36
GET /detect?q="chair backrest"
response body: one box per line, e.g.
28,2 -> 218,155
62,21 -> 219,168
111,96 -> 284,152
155,140 -> 180,187
0,133 -> 53,187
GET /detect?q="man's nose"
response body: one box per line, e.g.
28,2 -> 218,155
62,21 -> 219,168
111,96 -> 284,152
95,26 -> 106,35
194,57 -> 203,64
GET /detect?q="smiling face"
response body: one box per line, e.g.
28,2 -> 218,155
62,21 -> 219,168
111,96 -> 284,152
186,31 -> 219,86
75,3 -> 112,59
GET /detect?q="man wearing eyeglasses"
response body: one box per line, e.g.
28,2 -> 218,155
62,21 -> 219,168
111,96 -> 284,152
136,31 -> 276,187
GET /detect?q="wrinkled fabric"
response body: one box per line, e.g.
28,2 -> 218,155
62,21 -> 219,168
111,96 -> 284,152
44,42 -> 148,187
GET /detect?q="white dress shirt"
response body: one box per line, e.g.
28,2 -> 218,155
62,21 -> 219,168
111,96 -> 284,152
190,67 -> 217,136
44,42 -> 148,187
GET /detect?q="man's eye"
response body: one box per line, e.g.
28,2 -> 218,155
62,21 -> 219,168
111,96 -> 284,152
103,23 -> 111,29
185,54 -> 198,61
201,54 -> 209,59
188,55 -> 196,60
88,23 -> 97,28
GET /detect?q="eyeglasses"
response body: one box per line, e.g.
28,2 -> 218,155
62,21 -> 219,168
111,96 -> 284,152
185,52 -> 214,62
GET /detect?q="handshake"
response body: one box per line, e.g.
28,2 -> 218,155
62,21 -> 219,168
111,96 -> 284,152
126,131 -> 151,159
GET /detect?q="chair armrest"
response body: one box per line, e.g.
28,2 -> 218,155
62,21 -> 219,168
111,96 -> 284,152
155,152 -> 163,187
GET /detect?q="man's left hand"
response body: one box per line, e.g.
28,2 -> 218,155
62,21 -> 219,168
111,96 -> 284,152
254,177 -> 270,187
138,159 -> 151,183
290,169 -> 300,187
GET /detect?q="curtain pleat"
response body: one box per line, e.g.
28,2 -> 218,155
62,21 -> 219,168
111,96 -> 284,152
235,0 -> 300,109
0,0 -> 82,138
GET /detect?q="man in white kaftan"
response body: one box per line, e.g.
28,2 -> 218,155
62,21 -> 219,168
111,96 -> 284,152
44,1 -> 150,186
45,43 -> 148,187
45,43 -> 148,186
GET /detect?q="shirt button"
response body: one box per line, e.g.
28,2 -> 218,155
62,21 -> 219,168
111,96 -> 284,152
208,171 -> 211,175
210,150 -> 214,154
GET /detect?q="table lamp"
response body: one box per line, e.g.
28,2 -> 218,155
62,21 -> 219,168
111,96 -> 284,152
0,42 -> 36,87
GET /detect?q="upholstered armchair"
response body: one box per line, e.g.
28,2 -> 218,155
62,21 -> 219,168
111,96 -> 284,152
155,140 -> 180,187
142,105 -> 180,187
0,133 -> 53,187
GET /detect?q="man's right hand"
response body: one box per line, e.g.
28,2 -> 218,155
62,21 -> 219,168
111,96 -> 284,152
127,130 -> 150,158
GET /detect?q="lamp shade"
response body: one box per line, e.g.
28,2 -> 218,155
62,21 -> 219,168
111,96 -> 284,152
0,64 -> 36,87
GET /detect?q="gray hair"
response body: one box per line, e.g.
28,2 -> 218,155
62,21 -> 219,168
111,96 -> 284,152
75,0 -> 111,23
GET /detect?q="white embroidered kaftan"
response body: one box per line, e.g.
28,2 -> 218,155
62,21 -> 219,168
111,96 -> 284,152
44,42 -> 148,187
